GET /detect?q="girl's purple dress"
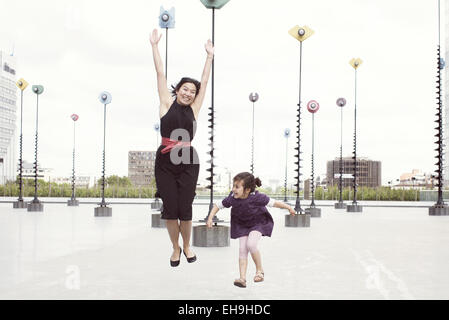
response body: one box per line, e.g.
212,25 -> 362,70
219,191 -> 274,239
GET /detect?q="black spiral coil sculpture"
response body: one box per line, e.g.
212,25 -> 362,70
100,149 -> 106,206
294,100 -> 303,212
352,125 -> 357,204
435,45 -> 444,206
310,143 -> 315,207
33,129 -> 39,202
71,148 -> 76,200
284,128 -> 290,202
205,91 -> 216,213
18,131 -> 24,201
339,142 -> 343,202
250,133 -> 254,175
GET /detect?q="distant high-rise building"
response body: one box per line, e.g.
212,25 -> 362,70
326,157 -> 381,188
0,50 -> 17,184
128,151 -> 156,186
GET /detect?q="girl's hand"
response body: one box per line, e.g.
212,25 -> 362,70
206,219 -> 213,228
150,29 -> 162,46
288,207 -> 296,216
205,39 -> 214,57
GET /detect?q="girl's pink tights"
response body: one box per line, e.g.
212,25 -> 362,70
238,231 -> 262,259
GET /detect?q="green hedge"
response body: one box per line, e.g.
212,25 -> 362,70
312,186 -> 422,201
0,179 -> 431,201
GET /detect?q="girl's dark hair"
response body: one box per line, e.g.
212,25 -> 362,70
171,77 -> 201,97
233,172 -> 262,192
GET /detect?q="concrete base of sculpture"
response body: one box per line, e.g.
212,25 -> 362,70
429,205 -> 449,216
334,202 -> 347,209
192,225 -> 230,247
151,213 -> 166,228
67,199 -> 79,206
94,206 -> 112,217
13,200 -> 27,209
347,204 -> 363,212
151,200 -> 163,210
285,213 -> 311,227
27,201 -> 43,212
305,207 -> 321,217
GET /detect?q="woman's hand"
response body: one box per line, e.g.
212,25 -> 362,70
206,218 -> 213,228
205,39 -> 214,57
288,207 -> 296,216
150,29 -> 162,46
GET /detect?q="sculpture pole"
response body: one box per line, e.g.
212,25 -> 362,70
249,92 -> 259,175
27,85 -> 44,212
13,78 -> 29,209
334,98 -> 347,209
347,58 -> 363,213
286,25 -> 314,227
68,114 -> 79,206
94,91 -> 112,217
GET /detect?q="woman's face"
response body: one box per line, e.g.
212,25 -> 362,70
176,82 -> 197,106
232,180 -> 250,199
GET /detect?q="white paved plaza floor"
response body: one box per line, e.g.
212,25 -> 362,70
0,198 -> 448,300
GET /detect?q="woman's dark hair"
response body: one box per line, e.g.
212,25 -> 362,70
233,172 -> 262,192
171,77 -> 201,97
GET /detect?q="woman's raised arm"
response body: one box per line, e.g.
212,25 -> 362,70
150,29 -> 172,116
191,39 -> 214,119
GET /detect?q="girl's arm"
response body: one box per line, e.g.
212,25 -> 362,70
206,204 -> 220,227
150,29 -> 172,118
191,39 -> 214,119
273,201 -> 296,215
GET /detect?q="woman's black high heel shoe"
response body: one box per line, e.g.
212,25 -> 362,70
183,249 -> 197,263
170,248 -> 182,267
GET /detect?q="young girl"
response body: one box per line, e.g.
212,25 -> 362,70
207,172 -> 296,288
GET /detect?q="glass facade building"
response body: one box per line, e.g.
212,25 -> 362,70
0,51 -> 17,184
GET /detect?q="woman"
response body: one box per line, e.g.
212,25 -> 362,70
150,29 -> 214,267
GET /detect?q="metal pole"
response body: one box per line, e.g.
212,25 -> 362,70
71,120 -> 76,200
311,113 -> 315,207
207,7 -> 216,219
339,106 -> 343,202
33,95 -> 39,203
101,104 -> 106,206
294,41 -> 304,213
165,27 -> 168,79
251,101 -> 255,175
18,89 -> 24,202
284,135 -> 288,202
352,68 -> 358,205
436,0 -> 444,205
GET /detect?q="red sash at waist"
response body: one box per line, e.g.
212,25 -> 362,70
161,137 -> 191,154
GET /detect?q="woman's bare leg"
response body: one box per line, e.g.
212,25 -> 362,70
179,220 -> 195,257
166,219 -> 181,260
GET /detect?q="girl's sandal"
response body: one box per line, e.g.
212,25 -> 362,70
233,278 -> 247,288
254,271 -> 264,283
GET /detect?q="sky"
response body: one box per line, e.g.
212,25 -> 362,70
0,0 -> 446,187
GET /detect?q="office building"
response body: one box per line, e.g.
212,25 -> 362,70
326,157 -> 381,188
0,50 -> 17,184
128,151 -> 156,186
